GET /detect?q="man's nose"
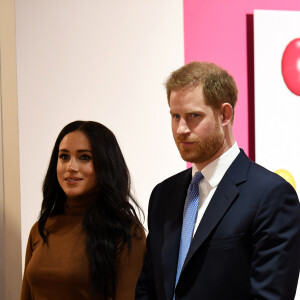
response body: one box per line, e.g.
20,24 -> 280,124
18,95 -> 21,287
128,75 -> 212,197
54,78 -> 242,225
177,118 -> 190,134
66,158 -> 78,171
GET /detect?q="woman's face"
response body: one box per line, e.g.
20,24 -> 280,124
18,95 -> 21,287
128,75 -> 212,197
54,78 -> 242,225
57,130 -> 98,198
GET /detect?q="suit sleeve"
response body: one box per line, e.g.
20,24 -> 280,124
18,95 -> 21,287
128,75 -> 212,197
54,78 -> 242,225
250,180 -> 300,300
135,186 -> 158,300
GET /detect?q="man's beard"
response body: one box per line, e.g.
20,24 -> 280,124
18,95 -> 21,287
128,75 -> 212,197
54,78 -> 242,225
174,123 -> 224,164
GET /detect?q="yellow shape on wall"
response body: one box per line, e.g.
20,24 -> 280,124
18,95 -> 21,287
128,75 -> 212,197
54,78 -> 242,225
275,169 -> 296,191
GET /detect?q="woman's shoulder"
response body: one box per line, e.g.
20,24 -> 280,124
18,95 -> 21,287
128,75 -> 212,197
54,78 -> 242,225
29,221 -> 39,237
118,223 -> 146,264
127,223 -> 146,259
26,221 -> 42,250
27,215 -> 62,241
130,222 -> 146,242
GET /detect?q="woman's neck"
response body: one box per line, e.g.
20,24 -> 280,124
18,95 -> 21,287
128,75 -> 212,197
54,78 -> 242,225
64,191 -> 99,216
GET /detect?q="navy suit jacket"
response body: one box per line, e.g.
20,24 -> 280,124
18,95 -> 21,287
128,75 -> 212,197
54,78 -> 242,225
136,150 -> 300,300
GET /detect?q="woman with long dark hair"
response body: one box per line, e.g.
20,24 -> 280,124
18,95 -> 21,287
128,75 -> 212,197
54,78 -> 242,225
21,120 -> 146,300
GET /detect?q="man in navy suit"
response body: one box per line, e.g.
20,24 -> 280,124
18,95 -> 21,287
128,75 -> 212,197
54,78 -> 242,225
135,62 -> 300,300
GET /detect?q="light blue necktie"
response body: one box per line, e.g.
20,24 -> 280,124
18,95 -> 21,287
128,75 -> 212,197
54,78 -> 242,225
174,171 -> 204,293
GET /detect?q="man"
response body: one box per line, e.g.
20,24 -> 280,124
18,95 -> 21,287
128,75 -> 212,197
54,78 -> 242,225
136,62 -> 300,300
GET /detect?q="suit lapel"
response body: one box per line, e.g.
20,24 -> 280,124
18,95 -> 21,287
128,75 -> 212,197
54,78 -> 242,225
181,150 -> 250,275
161,169 -> 192,300
182,177 -> 239,271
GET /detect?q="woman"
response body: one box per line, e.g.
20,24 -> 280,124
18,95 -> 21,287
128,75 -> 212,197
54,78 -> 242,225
21,120 -> 146,300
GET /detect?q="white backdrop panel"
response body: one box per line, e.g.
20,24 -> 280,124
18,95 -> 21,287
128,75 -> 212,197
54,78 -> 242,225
254,10 -> 300,182
254,9 -> 300,299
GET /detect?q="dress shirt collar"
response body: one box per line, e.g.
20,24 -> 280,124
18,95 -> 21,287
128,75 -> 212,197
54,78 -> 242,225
192,143 -> 240,188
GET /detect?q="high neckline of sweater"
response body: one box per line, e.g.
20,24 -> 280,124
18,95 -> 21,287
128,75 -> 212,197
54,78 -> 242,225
64,194 -> 98,216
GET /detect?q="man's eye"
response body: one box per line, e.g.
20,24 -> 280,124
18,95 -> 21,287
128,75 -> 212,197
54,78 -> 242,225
58,154 -> 69,160
173,114 -> 180,119
80,154 -> 92,161
192,113 -> 199,118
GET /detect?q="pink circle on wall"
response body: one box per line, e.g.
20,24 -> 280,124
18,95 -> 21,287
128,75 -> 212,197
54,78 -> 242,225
281,38 -> 300,96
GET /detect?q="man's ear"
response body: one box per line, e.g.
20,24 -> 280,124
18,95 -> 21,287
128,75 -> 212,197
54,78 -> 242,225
220,103 -> 233,125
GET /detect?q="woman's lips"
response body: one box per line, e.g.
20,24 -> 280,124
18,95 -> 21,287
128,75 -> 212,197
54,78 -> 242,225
64,177 -> 82,184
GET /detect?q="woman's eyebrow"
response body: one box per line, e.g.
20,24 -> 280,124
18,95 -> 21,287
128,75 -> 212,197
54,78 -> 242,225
77,149 -> 92,153
58,149 -> 92,153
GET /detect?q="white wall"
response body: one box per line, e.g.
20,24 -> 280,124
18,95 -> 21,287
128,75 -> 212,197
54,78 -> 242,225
15,0 -> 185,267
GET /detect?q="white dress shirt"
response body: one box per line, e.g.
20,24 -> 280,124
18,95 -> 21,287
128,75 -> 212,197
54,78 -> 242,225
191,143 -> 240,236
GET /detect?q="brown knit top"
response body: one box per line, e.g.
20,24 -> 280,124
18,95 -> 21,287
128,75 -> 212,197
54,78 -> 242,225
20,197 -> 146,300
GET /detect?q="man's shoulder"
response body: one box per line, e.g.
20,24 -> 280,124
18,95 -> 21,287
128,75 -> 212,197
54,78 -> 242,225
148,168 -> 192,213
158,168 -> 192,187
248,160 -> 291,186
149,168 -> 192,196
234,149 -> 293,187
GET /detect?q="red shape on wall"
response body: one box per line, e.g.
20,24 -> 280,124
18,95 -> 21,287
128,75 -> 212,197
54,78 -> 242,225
281,38 -> 300,96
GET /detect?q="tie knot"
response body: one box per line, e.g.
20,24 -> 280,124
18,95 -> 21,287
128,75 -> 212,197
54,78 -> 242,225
191,171 -> 204,186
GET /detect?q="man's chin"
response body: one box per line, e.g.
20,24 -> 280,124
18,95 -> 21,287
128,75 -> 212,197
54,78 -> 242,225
179,152 -> 199,163
179,149 -> 210,164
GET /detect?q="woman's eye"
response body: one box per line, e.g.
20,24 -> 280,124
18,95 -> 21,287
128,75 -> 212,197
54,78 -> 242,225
80,154 -> 92,161
58,154 -> 69,160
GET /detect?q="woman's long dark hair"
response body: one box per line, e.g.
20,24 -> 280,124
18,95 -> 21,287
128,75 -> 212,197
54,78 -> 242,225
38,120 -> 143,298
